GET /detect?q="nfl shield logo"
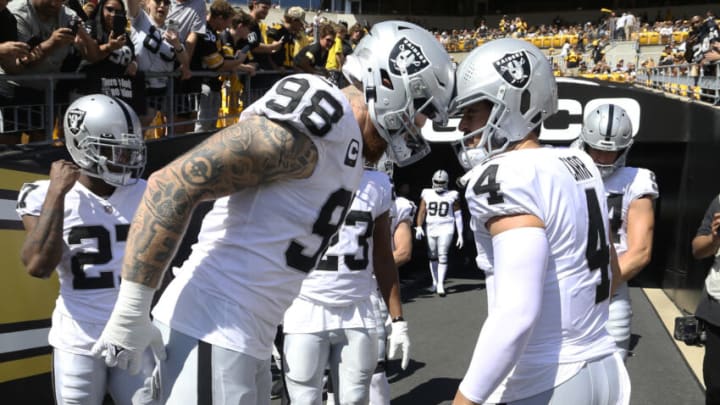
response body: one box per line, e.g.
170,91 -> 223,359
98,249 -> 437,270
493,50 -> 531,88
389,37 -> 430,76
66,109 -> 86,135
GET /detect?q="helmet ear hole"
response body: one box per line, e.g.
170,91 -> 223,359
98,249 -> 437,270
380,69 -> 393,90
520,89 -> 531,114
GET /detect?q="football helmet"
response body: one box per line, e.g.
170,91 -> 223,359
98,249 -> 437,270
343,20 -> 454,167
449,38 -> 558,169
573,103 -> 634,178
432,169 -> 449,191
64,94 -> 146,187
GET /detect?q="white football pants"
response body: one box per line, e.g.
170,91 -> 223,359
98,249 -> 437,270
283,328 -> 378,405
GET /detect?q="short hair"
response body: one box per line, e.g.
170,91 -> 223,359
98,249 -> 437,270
231,9 -> 253,27
349,23 -> 363,35
318,23 -> 336,39
210,0 -> 235,19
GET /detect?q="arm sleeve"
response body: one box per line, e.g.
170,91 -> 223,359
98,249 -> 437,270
454,209 -> 463,235
458,226 -> 549,403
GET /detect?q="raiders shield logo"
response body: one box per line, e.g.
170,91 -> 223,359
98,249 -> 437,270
493,50 -> 531,88
66,109 -> 86,135
389,37 -> 429,76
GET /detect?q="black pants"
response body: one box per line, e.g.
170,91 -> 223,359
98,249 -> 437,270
706,322 -> 720,405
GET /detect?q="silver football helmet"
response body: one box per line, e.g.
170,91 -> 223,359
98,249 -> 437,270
449,38 -> 558,169
574,103 -> 634,178
64,94 -> 146,187
343,20 -> 454,167
432,169 -> 449,191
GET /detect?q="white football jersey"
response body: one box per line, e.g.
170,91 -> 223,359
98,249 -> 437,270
603,166 -> 658,256
16,179 -> 146,352
294,170 -> 393,307
420,188 -> 459,235
391,196 -> 416,234
152,74 -> 364,359
464,147 -> 618,402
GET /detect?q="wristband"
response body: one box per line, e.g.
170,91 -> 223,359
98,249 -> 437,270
392,316 -> 405,323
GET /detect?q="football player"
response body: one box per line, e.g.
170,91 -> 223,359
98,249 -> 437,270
281,22 -> 450,404
368,177 -> 416,405
415,169 -> 464,296
573,103 -> 659,360
90,20 -> 454,404
16,94 -> 150,405
450,39 -> 630,405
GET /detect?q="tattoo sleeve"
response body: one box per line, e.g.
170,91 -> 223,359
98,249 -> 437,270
122,116 -> 319,286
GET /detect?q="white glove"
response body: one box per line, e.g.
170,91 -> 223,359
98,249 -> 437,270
387,320 -> 410,370
91,280 -> 167,375
414,226 -> 424,240
456,235 -> 464,249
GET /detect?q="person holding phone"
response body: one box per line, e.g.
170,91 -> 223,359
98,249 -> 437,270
2,0 -> 99,142
75,0 -> 142,111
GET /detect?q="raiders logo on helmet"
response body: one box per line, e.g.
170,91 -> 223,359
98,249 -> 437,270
389,37 -> 429,76
66,109 -> 86,135
493,50 -> 531,89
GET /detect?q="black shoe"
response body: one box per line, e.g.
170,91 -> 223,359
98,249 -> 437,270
270,378 -> 284,400
438,291 -> 446,297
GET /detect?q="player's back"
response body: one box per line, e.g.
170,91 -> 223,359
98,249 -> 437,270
465,147 -> 618,398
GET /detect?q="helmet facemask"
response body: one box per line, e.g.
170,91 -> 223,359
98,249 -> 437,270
78,132 -> 146,187
64,95 -> 146,188
343,21 -> 455,168
575,103 -> 634,178
449,39 -> 557,170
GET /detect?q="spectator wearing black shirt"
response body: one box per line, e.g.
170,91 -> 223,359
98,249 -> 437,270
78,0 -> 143,112
192,0 -> 248,132
266,6 -> 305,70
246,0 -> 281,71
293,23 -> 334,77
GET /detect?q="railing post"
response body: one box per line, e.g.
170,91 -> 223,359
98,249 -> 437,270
167,76 -> 175,137
45,78 -> 55,142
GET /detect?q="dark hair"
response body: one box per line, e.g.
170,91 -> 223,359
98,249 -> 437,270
231,9 -> 253,27
318,23 -> 336,39
210,0 -> 235,19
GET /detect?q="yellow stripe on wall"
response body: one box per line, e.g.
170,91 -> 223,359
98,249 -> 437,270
0,355 -> 51,383
0,229 -> 58,324
0,168 -> 48,191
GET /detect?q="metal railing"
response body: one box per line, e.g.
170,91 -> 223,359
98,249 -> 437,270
635,61 -> 720,104
2,62 -> 719,147
0,69 -> 291,144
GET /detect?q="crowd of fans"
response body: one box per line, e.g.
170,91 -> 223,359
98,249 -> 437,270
1,0 -> 719,144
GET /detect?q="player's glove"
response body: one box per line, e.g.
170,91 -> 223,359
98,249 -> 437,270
388,320 -> 410,370
414,226 -> 424,240
91,280 -> 166,375
456,235 -> 464,249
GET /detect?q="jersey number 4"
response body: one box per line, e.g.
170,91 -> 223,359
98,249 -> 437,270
471,165 -> 611,304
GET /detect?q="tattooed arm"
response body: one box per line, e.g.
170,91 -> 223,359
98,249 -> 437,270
20,160 -> 80,279
122,115 -> 319,288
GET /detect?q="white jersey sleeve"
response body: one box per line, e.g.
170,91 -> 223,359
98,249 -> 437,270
16,179 -> 146,354
151,74 -> 365,359
391,196 -> 416,232
462,147 -> 618,403
604,166 -> 659,255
